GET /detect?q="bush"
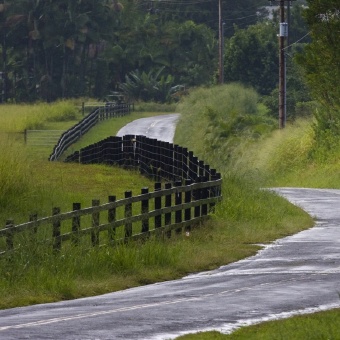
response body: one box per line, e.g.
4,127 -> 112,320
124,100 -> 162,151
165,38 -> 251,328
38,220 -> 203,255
175,83 -> 276,170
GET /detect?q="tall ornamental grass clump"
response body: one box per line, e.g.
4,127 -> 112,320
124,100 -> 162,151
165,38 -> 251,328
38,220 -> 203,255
175,84 -> 275,171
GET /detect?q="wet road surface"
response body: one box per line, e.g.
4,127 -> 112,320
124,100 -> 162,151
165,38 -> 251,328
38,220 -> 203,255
116,113 -> 180,143
0,187 -> 340,339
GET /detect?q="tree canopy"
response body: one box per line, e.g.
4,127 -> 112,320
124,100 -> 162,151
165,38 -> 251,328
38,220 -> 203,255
297,0 -> 340,116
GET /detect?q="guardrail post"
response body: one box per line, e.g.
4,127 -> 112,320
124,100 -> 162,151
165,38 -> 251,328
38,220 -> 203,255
108,195 -> 116,243
141,188 -> 149,233
72,203 -> 81,245
165,183 -> 172,238
52,207 -> 61,252
154,183 -> 162,231
5,219 -> 14,251
175,180 -> 182,234
124,191 -> 132,239
91,199 -> 100,246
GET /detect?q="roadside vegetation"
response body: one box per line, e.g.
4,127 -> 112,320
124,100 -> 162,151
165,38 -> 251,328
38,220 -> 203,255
0,95 -> 313,310
177,308 -> 340,340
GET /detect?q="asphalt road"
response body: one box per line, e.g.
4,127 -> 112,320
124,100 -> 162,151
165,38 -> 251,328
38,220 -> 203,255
1,190 -> 340,339
1,116 -> 340,339
116,113 -> 180,143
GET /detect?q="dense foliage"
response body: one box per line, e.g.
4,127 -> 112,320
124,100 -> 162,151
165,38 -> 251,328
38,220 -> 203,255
0,0 -> 291,104
296,0 -> 340,143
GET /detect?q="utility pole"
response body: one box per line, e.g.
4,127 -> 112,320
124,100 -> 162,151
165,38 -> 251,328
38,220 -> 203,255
218,0 -> 224,84
269,0 -> 296,129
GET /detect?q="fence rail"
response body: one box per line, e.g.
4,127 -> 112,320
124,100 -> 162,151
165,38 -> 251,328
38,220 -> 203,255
49,102 -> 133,161
1,135 -> 222,255
65,135 -> 220,183
0,179 -> 222,255
25,130 -> 65,146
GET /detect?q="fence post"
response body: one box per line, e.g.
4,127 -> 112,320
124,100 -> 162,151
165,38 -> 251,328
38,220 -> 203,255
210,169 -> 218,212
5,219 -> 14,251
199,160 -> 205,177
124,191 -> 132,239
141,188 -> 149,233
29,213 -> 38,234
184,179 -> 192,233
194,177 -> 201,220
201,176 -> 208,216
108,195 -> 116,243
72,203 -> 81,245
52,207 -> 61,252
175,180 -> 182,234
154,183 -> 162,230
91,199 -> 100,247
165,183 -> 172,238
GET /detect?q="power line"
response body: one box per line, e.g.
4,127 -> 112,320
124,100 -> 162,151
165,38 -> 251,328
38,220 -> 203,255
283,31 -> 311,50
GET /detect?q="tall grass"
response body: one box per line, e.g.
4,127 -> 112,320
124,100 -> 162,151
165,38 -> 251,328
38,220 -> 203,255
0,135 -> 33,210
0,101 -> 80,132
175,84 -> 275,171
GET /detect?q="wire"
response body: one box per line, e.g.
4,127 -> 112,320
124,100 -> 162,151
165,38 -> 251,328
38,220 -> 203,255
283,31 -> 311,50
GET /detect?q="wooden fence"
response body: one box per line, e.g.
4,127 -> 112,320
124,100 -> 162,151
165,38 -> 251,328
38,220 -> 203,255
0,179 -> 222,255
25,129 -> 65,146
65,135 -> 221,183
0,135 -> 222,255
49,102 -> 133,161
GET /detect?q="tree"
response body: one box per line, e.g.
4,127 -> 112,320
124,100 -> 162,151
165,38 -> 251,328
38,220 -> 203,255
296,0 -> 340,136
224,21 -> 278,95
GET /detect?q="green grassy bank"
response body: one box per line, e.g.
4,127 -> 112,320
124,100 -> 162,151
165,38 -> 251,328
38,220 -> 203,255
0,94 -> 314,310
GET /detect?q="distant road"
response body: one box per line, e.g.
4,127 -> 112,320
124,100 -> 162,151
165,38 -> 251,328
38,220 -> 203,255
116,113 -> 180,143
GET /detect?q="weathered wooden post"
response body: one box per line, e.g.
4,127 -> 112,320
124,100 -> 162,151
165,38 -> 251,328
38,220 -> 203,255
201,176 -> 208,216
165,183 -> 172,238
194,177 -> 201,219
141,188 -> 149,233
210,169 -> 218,212
124,191 -> 132,239
72,203 -> 81,245
108,195 -> 116,243
198,160 -> 205,178
91,199 -> 100,246
184,179 -> 192,233
175,180 -> 182,234
154,183 -> 162,230
52,208 -> 61,252
182,148 -> 189,180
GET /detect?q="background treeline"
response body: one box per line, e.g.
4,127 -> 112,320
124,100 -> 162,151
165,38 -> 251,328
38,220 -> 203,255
1,0 -> 309,106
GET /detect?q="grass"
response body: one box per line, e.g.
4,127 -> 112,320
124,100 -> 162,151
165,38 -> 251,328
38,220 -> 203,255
0,97 -> 314,310
176,308 -> 340,339
173,85 -> 340,339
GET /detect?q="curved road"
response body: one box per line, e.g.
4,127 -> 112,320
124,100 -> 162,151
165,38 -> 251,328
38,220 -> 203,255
1,115 -> 340,339
116,113 -> 180,143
